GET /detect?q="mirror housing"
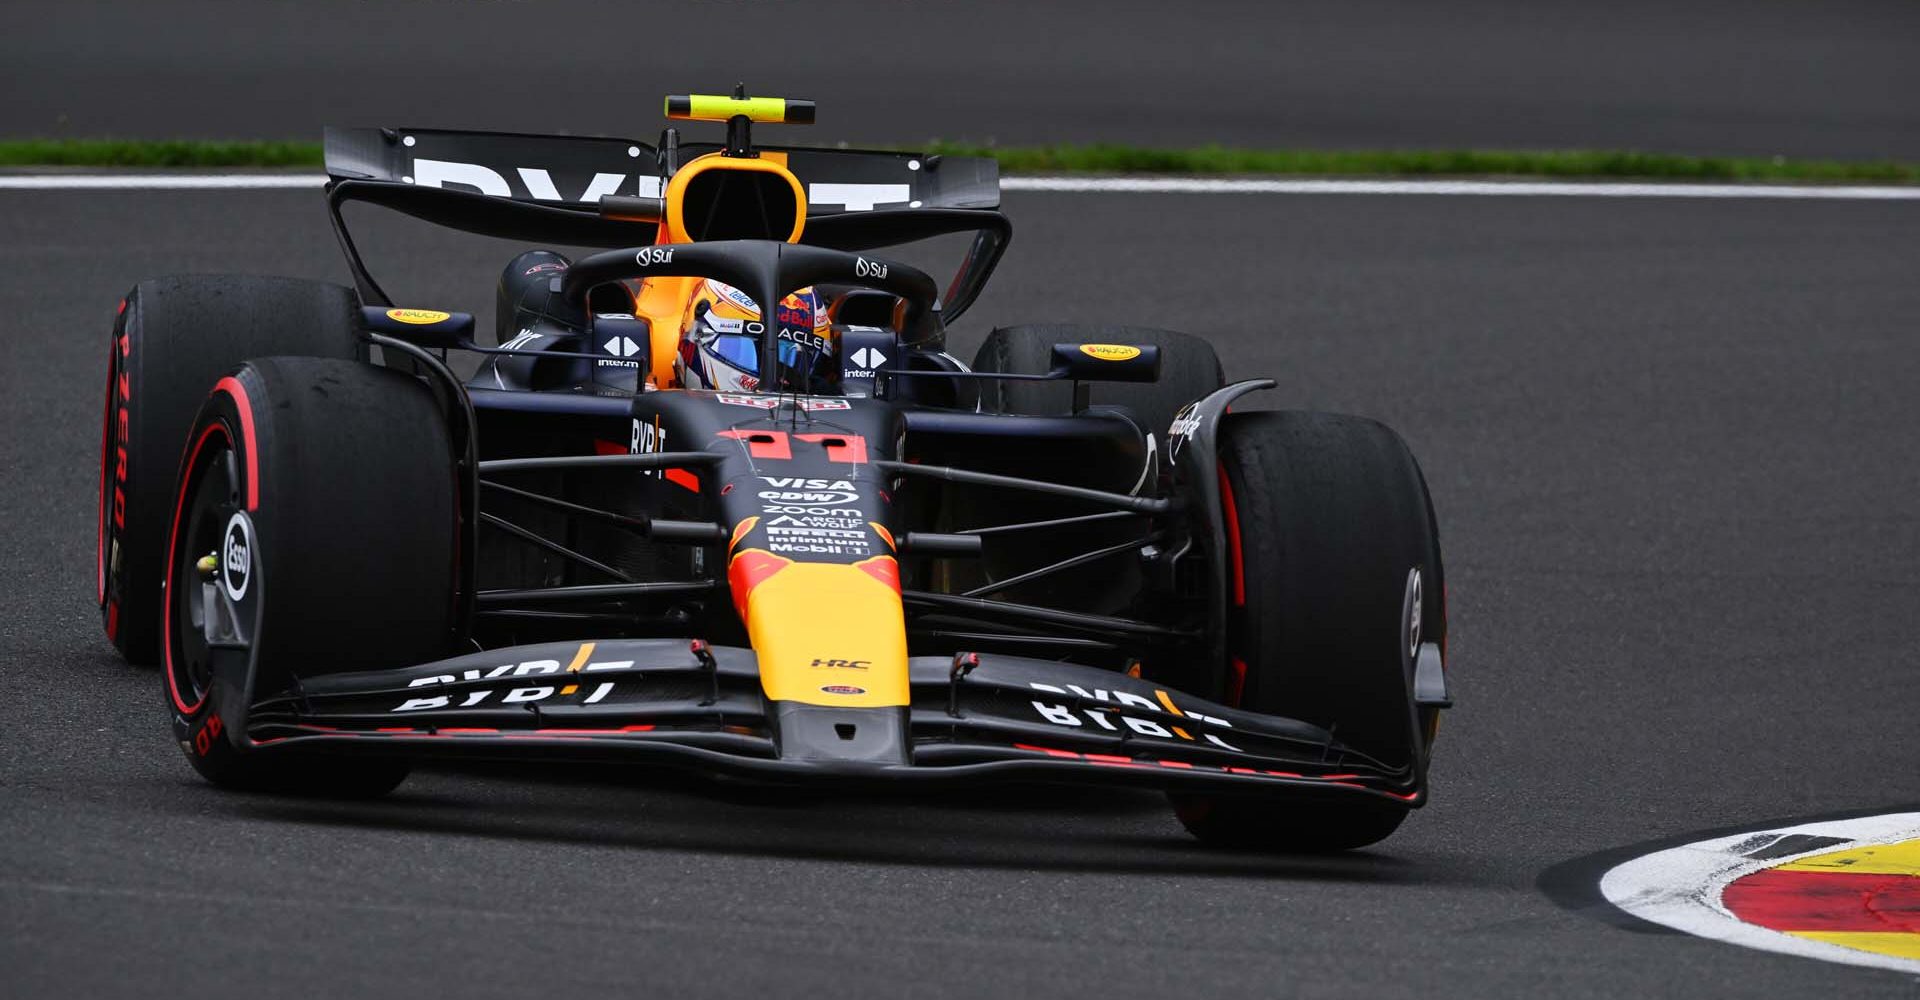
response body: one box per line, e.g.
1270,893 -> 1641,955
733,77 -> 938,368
1049,342 -> 1161,383
361,306 -> 475,349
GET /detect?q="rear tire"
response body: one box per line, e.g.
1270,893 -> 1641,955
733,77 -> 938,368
100,276 -> 364,664
163,357 -> 455,796
1174,411 -> 1445,851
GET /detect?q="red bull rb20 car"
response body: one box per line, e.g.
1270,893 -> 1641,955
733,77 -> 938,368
97,93 -> 1453,850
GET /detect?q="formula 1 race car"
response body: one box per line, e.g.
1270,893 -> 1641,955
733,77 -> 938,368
97,91 -> 1452,850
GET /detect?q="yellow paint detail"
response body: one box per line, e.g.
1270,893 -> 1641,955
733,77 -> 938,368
566,642 -> 596,673
1153,689 -> 1186,716
1778,837 -> 1920,876
731,517 -> 761,551
673,95 -> 793,123
633,275 -> 701,387
869,522 -> 895,551
743,561 -> 906,708
1124,662 -> 1142,679
1786,931 -> 1920,960
560,684 -> 578,696
1079,343 -> 1142,362
386,308 -> 451,325
1171,727 -> 1193,741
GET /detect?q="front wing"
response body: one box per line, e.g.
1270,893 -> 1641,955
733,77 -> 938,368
232,640 -> 1424,805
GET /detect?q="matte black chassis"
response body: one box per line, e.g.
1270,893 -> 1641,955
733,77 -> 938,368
233,332 -> 1433,805
261,213 -> 1439,805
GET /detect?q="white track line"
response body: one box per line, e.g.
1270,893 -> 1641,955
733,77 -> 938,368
0,174 -> 322,189
1,173 -> 1918,200
1600,812 -> 1920,975
1007,177 -> 1920,200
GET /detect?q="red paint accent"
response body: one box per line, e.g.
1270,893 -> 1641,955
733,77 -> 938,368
1083,753 -> 1137,766
117,298 -> 127,316
1012,743 -> 1080,759
664,467 -> 701,492
213,376 -> 258,510
1217,464 -> 1244,606
1723,869 -> 1920,933
106,602 -> 118,640
439,728 -> 500,735
796,432 -> 867,464
717,429 -> 791,460
1157,760 -> 1194,769
1227,657 -> 1247,708
1319,773 -> 1360,780
97,346 -> 114,605
727,549 -> 794,622
163,423 -> 229,716
376,727 -> 417,733
854,555 -> 901,593
593,439 -> 627,455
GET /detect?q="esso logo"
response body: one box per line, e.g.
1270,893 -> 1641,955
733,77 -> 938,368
221,512 -> 254,602
854,257 -> 888,279
635,247 -> 677,267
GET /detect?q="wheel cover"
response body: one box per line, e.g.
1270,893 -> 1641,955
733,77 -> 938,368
165,425 -> 258,717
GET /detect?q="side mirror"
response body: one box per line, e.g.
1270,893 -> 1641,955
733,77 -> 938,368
361,306 -> 475,349
598,194 -> 664,224
1049,342 -> 1161,383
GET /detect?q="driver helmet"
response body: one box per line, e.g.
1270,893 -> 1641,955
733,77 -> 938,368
676,279 -> 838,393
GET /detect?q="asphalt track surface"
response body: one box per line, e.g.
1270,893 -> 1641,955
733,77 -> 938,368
3,184 -> 1919,997
5,0 -> 1920,160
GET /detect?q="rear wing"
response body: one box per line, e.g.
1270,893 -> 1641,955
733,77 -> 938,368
322,127 -> 1009,318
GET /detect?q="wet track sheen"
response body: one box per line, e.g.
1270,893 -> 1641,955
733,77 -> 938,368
2,188 -> 1917,996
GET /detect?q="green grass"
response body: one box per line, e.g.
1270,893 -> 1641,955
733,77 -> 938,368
3,137 -> 1916,183
925,142 -> 1920,183
0,139 -> 325,168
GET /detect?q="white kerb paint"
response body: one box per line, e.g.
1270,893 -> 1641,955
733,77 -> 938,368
1599,811 -> 1920,975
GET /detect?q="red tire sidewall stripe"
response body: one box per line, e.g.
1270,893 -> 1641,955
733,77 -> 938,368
1217,463 -> 1245,607
214,376 -> 259,511
164,375 -> 259,718
1216,461 -> 1248,707
164,422 -> 229,717
97,324 -> 117,608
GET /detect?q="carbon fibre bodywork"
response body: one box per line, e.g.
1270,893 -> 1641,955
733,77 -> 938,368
160,112 -> 1447,818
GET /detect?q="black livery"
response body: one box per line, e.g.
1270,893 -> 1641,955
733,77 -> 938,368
96,93 -> 1452,850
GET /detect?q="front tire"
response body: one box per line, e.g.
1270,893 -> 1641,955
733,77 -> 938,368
1174,411 -> 1445,851
100,276 -> 364,664
164,357 -> 456,795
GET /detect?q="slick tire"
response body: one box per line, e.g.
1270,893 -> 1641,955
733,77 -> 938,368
100,276 -> 365,665
163,357 -> 456,796
972,323 -> 1224,437
1173,411 -> 1445,852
